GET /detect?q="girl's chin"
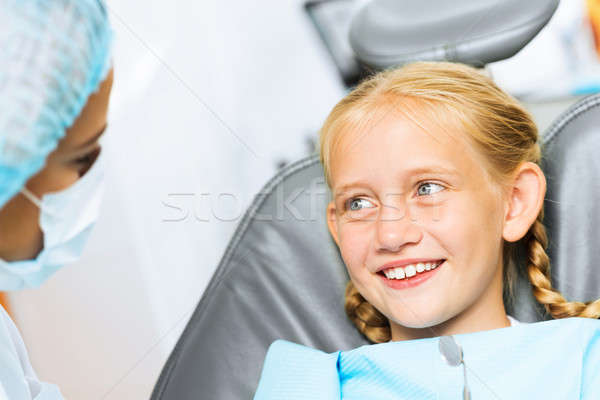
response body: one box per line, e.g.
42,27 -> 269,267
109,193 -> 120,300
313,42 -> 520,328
387,312 -> 451,331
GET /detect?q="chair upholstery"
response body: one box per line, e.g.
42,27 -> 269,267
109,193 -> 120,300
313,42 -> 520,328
151,157 -> 366,400
538,95 -> 600,310
151,94 -> 600,399
349,0 -> 559,68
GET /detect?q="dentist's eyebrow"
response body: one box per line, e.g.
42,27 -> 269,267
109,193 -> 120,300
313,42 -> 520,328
76,124 -> 108,150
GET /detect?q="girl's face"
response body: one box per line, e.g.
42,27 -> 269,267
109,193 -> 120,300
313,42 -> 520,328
327,109 -> 509,339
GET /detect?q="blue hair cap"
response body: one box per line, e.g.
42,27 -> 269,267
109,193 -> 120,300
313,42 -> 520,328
0,0 -> 113,208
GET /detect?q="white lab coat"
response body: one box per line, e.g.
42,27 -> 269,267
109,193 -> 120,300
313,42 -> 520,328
0,306 -> 63,399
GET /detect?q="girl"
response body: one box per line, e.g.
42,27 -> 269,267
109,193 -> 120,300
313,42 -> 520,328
254,62 -> 600,399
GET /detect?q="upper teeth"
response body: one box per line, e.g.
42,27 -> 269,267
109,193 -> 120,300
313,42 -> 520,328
382,261 -> 442,279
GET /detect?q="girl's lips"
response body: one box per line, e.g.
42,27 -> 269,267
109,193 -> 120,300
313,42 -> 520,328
377,260 -> 445,290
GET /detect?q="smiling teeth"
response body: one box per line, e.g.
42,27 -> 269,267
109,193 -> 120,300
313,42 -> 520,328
382,261 -> 443,280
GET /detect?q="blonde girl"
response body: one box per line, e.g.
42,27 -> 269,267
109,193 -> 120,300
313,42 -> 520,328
320,61 -> 600,343
254,61 -> 600,399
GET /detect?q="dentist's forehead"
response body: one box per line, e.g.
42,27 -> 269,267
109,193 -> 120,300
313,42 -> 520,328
55,69 -> 114,152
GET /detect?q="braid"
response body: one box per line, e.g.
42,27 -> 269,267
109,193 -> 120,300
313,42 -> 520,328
344,281 -> 391,343
526,211 -> 600,319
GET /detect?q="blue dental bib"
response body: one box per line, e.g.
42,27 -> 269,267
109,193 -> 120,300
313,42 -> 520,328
255,318 -> 600,399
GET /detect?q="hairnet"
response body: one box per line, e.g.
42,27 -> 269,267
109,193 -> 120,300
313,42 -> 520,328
0,0 -> 113,208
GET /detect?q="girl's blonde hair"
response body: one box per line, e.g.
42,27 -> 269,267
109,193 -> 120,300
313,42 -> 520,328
319,61 -> 600,343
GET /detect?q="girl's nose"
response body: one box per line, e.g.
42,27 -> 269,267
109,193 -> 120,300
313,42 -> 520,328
375,203 -> 423,252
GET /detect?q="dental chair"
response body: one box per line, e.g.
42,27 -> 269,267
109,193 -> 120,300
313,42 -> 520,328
151,1 -> 600,399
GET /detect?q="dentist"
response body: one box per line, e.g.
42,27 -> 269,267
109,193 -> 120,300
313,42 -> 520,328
0,0 -> 113,398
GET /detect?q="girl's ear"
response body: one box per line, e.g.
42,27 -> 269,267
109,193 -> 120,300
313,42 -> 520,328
502,162 -> 547,242
327,201 -> 340,246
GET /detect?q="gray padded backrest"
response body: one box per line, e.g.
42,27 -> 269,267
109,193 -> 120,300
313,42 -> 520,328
151,95 -> 600,400
349,0 -> 559,68
151,157 -> 368,400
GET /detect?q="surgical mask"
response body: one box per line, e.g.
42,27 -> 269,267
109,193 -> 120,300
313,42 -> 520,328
0,149 -> 105,290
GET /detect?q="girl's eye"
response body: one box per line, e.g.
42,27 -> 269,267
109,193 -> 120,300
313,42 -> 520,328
346,198 -> 375,211
417,182 -> 444,196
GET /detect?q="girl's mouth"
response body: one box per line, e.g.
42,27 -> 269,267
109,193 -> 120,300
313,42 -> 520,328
377,259 -> 445,290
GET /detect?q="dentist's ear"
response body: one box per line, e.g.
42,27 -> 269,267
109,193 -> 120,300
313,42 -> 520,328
502,162 -> 546,242
327,201 -> 341,246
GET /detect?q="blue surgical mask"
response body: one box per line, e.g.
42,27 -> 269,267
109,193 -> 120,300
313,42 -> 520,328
0,150 -> 105,290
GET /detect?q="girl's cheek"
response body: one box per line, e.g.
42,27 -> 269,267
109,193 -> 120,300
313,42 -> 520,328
338,223 -> 372,270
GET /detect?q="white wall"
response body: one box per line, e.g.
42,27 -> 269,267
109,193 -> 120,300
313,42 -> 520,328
9,1 -> 345,398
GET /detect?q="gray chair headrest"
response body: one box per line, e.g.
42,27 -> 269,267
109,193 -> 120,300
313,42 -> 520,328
349,0 -> 559,68
152,94 -> 600,400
